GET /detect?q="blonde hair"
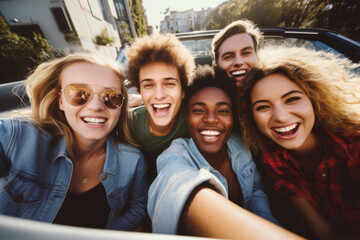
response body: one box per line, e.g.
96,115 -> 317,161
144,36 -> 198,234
125,33 -> 195,90
212,19 -> 263,64
237,46 -> 360,153
25,52 -> 137,158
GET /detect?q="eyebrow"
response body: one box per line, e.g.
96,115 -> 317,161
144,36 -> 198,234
140,77 -> 178,84
221,46 -> 254,57
191,101 -> 232,107
252,90 -> 303,107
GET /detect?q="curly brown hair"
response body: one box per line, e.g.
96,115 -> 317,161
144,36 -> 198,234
125,33 -> 195,91
211,19 -> 263,65
237,46 -> 360,153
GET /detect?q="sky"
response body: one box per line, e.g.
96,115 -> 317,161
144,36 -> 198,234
142,0 -> 229,30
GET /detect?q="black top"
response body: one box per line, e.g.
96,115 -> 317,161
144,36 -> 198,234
53,183 -> 110,229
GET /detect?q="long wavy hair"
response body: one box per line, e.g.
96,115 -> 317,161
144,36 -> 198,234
24,52 -> 137,158
237,46 -> 360,153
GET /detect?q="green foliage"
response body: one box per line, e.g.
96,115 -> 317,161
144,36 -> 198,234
128,0 -> 147,37
93,27 -> 115,46
205,0 -> 360,41
0,15 -> 52,84
119,21 -> 133,45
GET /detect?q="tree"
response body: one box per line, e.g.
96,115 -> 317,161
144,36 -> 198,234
128,0 -> 147,37
93,27 -> 115,46
119,21 -> 133,44
0,15 -> 52,84
205,0 -> 359,41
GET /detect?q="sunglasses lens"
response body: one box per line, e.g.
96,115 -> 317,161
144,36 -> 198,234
63,84 -> 91,106
101,89 -> 124,109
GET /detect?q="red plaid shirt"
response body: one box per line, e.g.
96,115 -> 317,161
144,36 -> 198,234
262,131 -> 360,228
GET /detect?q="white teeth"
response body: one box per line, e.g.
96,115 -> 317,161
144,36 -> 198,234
200,130 -> 220,136
83,117 -> 106,124
153,104 -> 170,109
274,123 -> 297,133
231,70 -> 246,76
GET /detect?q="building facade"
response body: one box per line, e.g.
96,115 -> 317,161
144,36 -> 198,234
0,0 -> 134,58
160,7 -> 212,33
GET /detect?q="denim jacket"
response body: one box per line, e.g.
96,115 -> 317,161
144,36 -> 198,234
0,118 -> 148,230
148,133 -> 278,233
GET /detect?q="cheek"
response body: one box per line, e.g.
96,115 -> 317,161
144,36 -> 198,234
252,112 -> 268,133
187,115 -> 198,135
140,89 -> 151,101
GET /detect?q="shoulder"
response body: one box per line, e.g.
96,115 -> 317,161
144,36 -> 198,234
228,133 -> 251,156
112,140 -> 144,157
129,105 -> 147,117
162,138 -> 190,155
0,118 -> 52,139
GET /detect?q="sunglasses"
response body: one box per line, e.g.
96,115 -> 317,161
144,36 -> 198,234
60,83 -> 125,109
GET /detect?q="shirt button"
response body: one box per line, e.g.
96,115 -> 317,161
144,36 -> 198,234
101,175 -> 107,180
322,173 -> 326,177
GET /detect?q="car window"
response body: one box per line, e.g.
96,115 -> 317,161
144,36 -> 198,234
180,38 -> 213,58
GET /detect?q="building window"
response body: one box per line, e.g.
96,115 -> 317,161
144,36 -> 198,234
114,0 -> 128,20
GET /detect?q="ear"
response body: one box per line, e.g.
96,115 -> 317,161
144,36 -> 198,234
58,92 -> 64,111
181,90 -> 185,99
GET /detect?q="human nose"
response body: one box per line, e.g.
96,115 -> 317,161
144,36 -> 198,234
233,54 -> 244,66
86,93 -> 106,110
154,85 -> 165,100
272,105 -> 288,122
203,111 -> 218,123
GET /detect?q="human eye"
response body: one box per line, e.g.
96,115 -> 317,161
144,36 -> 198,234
222,54 -> 233,60
218,108 -> 231,115
254,105 -> 270,111
242,50 -> 253,56
191,108 -> 205,114
141,82 -> 154,89
165,81 -> 176,87
285,96 -> 301,104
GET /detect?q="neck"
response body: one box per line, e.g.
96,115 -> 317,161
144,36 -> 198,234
73,137 -> 107,163
149,117 -> 177,137
203,146 -> 229,170
289,130 -> 323,178
289,129 -> 322,160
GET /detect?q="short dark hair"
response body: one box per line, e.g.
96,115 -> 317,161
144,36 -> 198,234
186,65 -> 238,129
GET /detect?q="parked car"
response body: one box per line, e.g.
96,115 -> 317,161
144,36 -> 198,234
175,27 -> 360,66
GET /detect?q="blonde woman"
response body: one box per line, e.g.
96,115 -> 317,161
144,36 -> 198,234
237,46 -> 360,239
0,52 -> 148,230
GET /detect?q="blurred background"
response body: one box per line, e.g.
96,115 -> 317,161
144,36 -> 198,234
0,0 -> 359,84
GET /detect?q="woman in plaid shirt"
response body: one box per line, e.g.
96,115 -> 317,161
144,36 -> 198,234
237,46 -> 360,240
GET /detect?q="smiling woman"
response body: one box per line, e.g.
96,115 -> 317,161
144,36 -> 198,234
237,46 -> 360,239
0,52 -> 148,231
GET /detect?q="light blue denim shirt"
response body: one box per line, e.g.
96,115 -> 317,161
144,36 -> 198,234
0,118 -> 148,230
148,133 -> 278,234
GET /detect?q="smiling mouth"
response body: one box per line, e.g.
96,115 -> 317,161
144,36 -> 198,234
231,69 -> 247,78
200,130 -> 221,140
272,123 -> 299,136
82,117 -> 106,125
152,104 -> 170,115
